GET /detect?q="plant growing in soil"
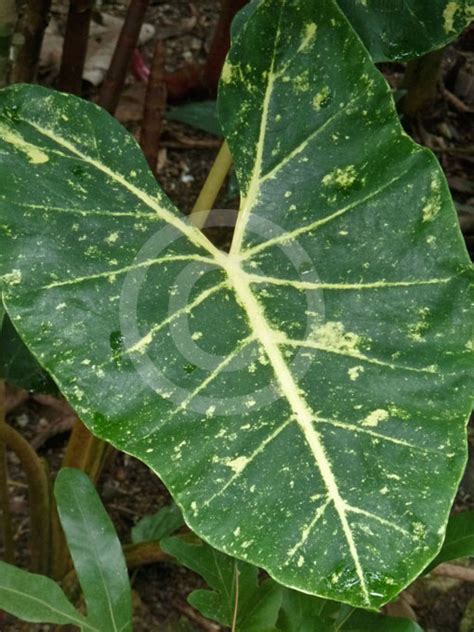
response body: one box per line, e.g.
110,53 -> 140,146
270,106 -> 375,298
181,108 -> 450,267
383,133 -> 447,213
0,468 -> 132,630
0,0 -> 473,628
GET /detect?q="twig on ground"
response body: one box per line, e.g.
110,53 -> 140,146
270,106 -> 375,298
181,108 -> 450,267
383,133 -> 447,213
443,87 -> 473,113
174,600 -> 221,632
431,563 -> 474,583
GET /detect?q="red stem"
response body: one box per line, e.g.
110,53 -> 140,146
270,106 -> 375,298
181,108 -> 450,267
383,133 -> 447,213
57,0 -> 94,95
98,0 -> 150,113
161,0 -> 248,102
204,0 -> 248,95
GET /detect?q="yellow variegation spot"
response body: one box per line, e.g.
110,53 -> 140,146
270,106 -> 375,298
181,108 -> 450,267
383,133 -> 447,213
226,456 -> 250,474
313,86 -> 330,110
105,231 -> 119,244
443,1 -> 459,31
422,176 -> 442,222
362,409 -> 389,428
322,165 -> 357,189
310,320 -> 362,353
0,124 -> 49,164
348,365 -> 364,381
298,22 -> 318,52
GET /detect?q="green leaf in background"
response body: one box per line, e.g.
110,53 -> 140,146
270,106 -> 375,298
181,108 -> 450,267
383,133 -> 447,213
0,560 -> 92,629
336,0 -> 473,62
163,537 -> 423,632
165,100 -> 240,200
161,536 -> 283,631
276,589 -> 345,631
0,312 -> 56,392
55,468 -> 132,632
233,0 -> 474,63
166,101 -> 222,137
341,610 -> 424,631
131,502 -> 184,544
0,0 -> 472,610
426,511 -> 474,571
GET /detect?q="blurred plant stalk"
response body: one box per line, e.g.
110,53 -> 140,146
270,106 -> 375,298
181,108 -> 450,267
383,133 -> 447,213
0,0 -> 17,87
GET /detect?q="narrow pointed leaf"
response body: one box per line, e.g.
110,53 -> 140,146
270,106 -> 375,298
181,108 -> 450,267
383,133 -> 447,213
0,560 -> 91,629
336,0 -> 473,62
55,468 -> 132,632
0,0 -> 472,611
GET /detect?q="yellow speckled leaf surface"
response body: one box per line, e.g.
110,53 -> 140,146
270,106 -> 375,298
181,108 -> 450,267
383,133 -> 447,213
0,0 -> 472,609
337,0 -> 473,61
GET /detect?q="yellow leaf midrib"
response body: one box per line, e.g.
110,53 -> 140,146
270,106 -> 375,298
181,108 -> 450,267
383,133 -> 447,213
222,255 -> 371,605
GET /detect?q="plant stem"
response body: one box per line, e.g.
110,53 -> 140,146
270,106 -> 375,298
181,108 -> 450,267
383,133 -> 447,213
0,379 -> 14,563
204,0 -> 248,95
190,141 -> 233,230
62,419 -> 109,482
231,565 -> 240,632
123,540 -> 170,569
401,49 -> 444,117
12,0 -> 52,83
140,39 -> 167,175
0,0 -> 17,87
0,422 -> 50,573
164,63 -> 205,102
162,0 -> 248,101
98,0 -> 149,114
57,0 -> 94,95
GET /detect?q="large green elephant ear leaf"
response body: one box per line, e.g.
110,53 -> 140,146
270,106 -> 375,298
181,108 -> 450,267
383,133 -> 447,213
336,0 -> 473,62
0,0 -> 471,610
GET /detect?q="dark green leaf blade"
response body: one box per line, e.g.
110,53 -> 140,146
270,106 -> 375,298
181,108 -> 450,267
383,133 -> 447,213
161,536 -> 282,631
218,0 -> 472,608
0,312 -> 56,392
131,502 -> 184,544
427,511 -> 474,570
54,468 -> 132,632
166,102 -> 222,137
0,0 -> 471,611
341,610 -> 424,631
0,560 -> 91,629
336,0 -> 473,62
276,589 -> 336,631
